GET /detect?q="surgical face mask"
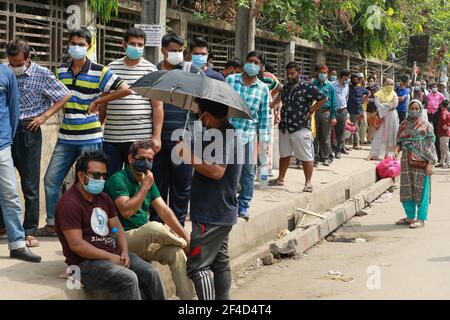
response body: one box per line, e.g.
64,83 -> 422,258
368,81 -> 375,87
432,87 -> 438,93
422,85 -> 427,90
191,54 -> 208,68
414,86 -> 421,91
9,64 -> 27,76
82,174 -> 105,195
134,158 -> 153,173
166,51 -> 184,66
68,45 -> 87,60
243,62 -> 260,77
395,82 -> 401,87
125,45 -> 144,60
344,79 -> 351,85
329,75 -> 337,82
318,73 -> 327,81
409,110 -> 421,119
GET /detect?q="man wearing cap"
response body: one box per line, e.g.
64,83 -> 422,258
312,64 -> 338,166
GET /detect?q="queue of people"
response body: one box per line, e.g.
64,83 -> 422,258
0,25 -> 449,300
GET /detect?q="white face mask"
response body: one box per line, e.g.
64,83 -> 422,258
166,51 -> 184,66
10,65 -> 27,76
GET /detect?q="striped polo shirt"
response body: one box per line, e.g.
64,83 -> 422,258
104,57 -> 157,143
56,58 -> 123,145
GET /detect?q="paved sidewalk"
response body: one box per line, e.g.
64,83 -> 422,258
0,146 -> 378,299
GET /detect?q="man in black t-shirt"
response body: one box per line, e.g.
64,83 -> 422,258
175,98 -> 242,300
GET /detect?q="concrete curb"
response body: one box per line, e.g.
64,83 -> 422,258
271,178 -> 395,258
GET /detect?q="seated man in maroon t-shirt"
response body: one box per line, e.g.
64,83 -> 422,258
55,151 -> 165,300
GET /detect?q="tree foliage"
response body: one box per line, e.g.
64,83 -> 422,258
88,0 -> 119,22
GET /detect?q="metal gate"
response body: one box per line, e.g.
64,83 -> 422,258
325,52 -> 343,71
0,0 -> 67,72
255,38 -> 286,80
187,23 -> 235,71
294,46 -> 315,77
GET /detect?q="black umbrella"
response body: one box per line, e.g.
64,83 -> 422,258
131,69 -> 252,119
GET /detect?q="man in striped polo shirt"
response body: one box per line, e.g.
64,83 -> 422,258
102,27 -> 163,176
38,28 -> 131,236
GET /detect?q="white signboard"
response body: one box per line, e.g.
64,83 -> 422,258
135,24 -> 164,47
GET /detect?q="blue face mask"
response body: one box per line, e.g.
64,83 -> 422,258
82,174 -> 105,195
318,73 -> 327,82
125,45 -> 144,60
329,75 -> 337,82
191,55 -> 208,68
68,45 -> 87,60
344,79 -> 351,85
244,63 -> 260,77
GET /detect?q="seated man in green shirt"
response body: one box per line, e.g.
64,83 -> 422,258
105,140 -> 195,300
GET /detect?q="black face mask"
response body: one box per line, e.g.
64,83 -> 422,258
134,159 -> 153,173
287,78 -> 298,85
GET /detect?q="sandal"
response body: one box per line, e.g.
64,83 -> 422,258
36,225 -> 58,237
409,221 -> 425,229
268,179 -> 284,186
26,235 -> 40,247
395,218 -> 414,225
303,185 -> 313,193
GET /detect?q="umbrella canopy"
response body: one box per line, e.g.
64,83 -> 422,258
131,69 -> 252,119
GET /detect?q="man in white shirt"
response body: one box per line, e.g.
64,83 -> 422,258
332,69 -> 351,158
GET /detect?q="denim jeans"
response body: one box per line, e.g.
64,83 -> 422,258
150,139 -> 193,226
79,252 -> 166,300
0,121 -> 42,235
237,141 -> 256,210
0,146 -> 26,250
44,142 -> 102,225
103,141 -> 133,176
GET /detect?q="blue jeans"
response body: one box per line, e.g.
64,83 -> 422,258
103,141 -> 133,176
44,142 -> 102,225
0,146 -> 26,250
150,139 -> 192,226
238,141 -> 256,210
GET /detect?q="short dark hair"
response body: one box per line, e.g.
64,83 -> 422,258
6,38 -> 30,58
124,27 -> 147,44
198,98 -> 228,118
442,100 -> 449,107
68,27 -> 92,45
246,50 -> 264,63
400,75 -> 409,83
265,62 -> 276,74
285,61 -> 301,72
161,32 -> 184,48
339,69 -> 351,78
225,58 -> 242,69
74,151 -> 108,182
189,37 -> 209,52
129,140 -> 155,157
329,68 -> 337,73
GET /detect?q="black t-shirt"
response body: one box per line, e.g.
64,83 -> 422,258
189,123 -> 243,226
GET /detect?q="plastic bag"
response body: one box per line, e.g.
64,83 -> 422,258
376,156 -> 401,179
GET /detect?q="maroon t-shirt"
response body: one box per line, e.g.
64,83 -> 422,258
55,185 -> 121,266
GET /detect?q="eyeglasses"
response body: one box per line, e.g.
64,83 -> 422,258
84,171 -> 108,180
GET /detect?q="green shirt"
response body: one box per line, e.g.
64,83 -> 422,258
312,79 -> 338,119
105,166 -> 160,231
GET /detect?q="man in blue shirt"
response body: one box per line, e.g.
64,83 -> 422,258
0,64 -> 41,262
312,65 -> 338,166
189,37 -> 225,81
347,73 -> 369,150
396,76 -> 410,123
0,39 -> 71,247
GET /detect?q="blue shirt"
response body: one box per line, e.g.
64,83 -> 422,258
332,80 -> 349,109
312,79 -> 338,119
204,67 -> 226,81
15,62 -> 69,119
0,65 -> 19,151
347,84 -> 369,115
395,87 -> 409,112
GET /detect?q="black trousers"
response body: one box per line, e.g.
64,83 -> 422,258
0,120 -> 42,235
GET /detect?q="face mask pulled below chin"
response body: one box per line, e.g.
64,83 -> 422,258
166,51 -> 184,65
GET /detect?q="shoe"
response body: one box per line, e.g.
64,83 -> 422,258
341,149 -> 349,155
10,247 -> 41,263
238,208 -> 250,221
36,225 -> 57,237
323,159 -> 331,166
335,153 -> 341,159
435,163 -> 443,168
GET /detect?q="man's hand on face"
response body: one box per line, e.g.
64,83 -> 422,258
141,170 -> 154,189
